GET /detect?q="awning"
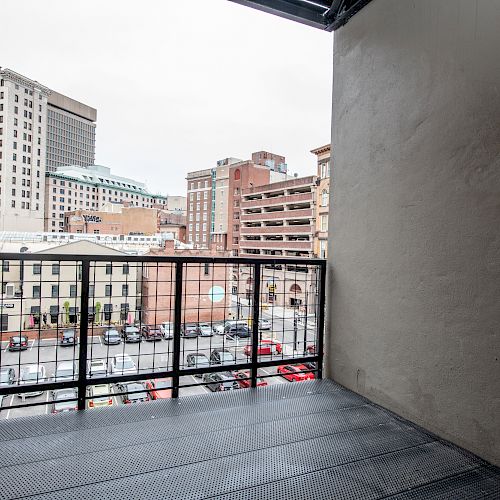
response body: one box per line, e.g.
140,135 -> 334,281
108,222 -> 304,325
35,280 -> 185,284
228,0 -> 373,31
30,306 -> 40,314
104,304 -> 113,312
49,305 -> 59,314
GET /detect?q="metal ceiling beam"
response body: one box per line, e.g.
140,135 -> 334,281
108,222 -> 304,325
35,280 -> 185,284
228,0 -> 374,31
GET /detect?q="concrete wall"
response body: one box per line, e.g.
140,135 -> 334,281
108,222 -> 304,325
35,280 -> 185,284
327,0 -> 500,465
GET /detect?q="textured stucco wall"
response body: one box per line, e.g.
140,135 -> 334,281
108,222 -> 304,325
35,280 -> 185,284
327,0 -> 500,465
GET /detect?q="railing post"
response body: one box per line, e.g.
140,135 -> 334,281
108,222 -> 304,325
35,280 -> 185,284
250,262 -> 261,388
77,259 -> 90,410
316,261 -> 326,380
172,261 -> 183,398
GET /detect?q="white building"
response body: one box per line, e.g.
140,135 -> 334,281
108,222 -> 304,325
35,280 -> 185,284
0,68 -> 51,232
44,164 -> 168,232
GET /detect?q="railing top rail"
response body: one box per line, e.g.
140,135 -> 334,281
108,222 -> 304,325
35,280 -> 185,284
0,253 -> 327,266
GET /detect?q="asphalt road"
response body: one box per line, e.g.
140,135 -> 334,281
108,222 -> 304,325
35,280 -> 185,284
0,306 -> 318,420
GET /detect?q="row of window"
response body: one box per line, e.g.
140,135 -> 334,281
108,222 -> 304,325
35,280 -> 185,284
31,283 -> 131,298
188,180 -> 209,190
189,191 -> 209,201
27,263 -> 131,276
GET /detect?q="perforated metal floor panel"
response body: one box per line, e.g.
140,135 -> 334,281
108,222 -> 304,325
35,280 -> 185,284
0,380 -> 498,500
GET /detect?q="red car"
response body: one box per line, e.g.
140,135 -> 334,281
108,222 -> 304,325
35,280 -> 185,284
243,339 -> 282,357
233,370 -> 268,388
277,364 -> 316,382
145,378 -> 172,399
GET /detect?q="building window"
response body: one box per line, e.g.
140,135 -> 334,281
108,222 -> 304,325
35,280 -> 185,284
105,284 -> 112,297
89,285 -> 95,297
51,285 -> 59,298
1,261 -> 9,272
33,263 -> 41,275
234,169 -> 241,180
105,264 -> 112,275
70,285 -> 77,297
122,264 -> 129,275
52,264 -> 60,275
320,215 -> 328,232
122,284 -> 129,297
32,286 -> 41,299
321,189 -> 328,207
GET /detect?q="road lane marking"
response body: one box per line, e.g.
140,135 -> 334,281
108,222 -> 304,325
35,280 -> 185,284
29,340 -> 35,351
5,396 -> 13,419
45,391 -> 50,414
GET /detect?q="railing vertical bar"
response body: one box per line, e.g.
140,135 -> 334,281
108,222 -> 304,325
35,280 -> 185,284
77,259 -> 90,410
172,261 -> 183,398
250,262 -> 261,388
316,261 -> 326,379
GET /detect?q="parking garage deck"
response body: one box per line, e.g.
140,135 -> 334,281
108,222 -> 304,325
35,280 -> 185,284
0,379 -> 498,500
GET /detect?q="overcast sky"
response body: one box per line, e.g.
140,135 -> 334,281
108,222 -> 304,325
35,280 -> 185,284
2,0 -> 332,196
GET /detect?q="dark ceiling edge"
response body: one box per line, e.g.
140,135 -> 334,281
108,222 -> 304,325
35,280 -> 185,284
228,0 -> 375,32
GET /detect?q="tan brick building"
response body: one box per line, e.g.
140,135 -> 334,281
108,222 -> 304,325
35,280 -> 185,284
311,144 -> 331,258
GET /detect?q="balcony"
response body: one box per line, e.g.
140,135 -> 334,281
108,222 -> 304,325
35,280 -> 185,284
241,239 -> 313,251
0,252 -> 498,498
241,192 -> 314,209
241,224 -> 314,235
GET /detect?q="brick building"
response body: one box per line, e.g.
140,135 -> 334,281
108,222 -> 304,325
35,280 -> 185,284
311,144 -> 331,258
186,169 -> 212,248
141,242 -> 231,324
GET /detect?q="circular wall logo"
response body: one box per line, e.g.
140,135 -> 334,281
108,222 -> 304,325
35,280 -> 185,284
208,285 -> 225,303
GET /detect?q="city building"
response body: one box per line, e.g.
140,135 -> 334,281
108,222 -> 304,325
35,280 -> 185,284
0,240 -> 139,333
0,68 -> 50,232
142,242 -> 231,324
311,144 -> 331,258
163,195 -> 186,215
157,212 -> 186,242
188,152 -> 290,252
46,91 -> 96,171
186,168 -> 212,248
239,175 -> 317,258
44,164 -> 168,232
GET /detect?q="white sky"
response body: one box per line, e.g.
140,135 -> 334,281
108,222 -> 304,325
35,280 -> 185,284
1,0 -> 332,196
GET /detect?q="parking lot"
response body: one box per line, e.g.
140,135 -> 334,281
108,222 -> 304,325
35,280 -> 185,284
0,306 -> 318,419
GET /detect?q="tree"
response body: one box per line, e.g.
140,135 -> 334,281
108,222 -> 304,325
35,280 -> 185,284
95,302 -> 101,324
63,301 -> 70,324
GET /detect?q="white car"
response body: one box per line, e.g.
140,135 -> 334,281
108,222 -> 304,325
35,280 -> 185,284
259,319 -> 272,330
53,361 -> 78,382
110,354 -> 137,375
160,322 -> 173,339
87,359 -> 107,378
18,364 -> 46,399
214,320 -> 248,335
198,323 -> 214,337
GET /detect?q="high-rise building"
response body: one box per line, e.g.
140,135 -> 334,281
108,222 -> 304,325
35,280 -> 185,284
0,67 -> 98,232
46,91 -> 96,171
311,144 -> 331,258
0,68 -> 50,232
44,164 -> 168,232
186,168 -> 212,248
251,151 -> 287,173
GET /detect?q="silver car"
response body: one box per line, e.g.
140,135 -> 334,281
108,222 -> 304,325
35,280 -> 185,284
110,354 -> 137,375
53,361 -> 78,382
18,364 -> 46,399
198,323 -> 214,337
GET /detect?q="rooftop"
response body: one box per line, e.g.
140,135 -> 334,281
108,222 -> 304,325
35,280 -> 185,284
0,380 -> 498,499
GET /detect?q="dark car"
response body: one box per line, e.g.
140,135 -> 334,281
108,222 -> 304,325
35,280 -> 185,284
102,329 -> 121,345
181,324 -> 200,338
51,388 -> 78,414
202,372 -> 240,392
116,382 -> 150,404
209,349 -> 235,366
186,352 -> 210,377
141,325 -> 163,341
8,335 -> 28,351
121,325 -> 141,343
60,329 -> 77,346
224,323 -> 250,339
0,368 -> 16,408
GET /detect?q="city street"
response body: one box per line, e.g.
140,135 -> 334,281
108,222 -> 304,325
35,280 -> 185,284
0,304 -> 318,420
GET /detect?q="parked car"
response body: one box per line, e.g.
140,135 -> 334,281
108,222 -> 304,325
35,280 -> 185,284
88,384 -> 113,408
102,329 -> 121,345
243,339 -> 282,357
277,364 -> 316,382
145,378 -> 172,399
160,322 -> 173,339
202,372 -> 240,392
213,320 -> 248,335
110,354 -> 137,375
18,364 -> 46,399
233,370 -> 268,388
87,359 -> 108,378
0,368 -> 16,408
198,323 -> 214,337
306,344 -> 316,355
116,382 -> 150,404
141,325 -> 163,341
181,324 -> 200,338
121,325 -> 141,343
259,319 -> 272,330
210,349 -> 235,365
8,335 -> 28,351
51,388 -> 78,414
224,323 -> 250,339
53,361 -> 78,382
186,352 -> 210,377
59,329 -> 77,346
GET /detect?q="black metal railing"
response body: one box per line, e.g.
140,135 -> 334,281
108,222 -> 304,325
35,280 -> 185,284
0,254 -> 325,415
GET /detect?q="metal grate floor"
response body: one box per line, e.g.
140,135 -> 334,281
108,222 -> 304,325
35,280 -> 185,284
0,380 -> 498,500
